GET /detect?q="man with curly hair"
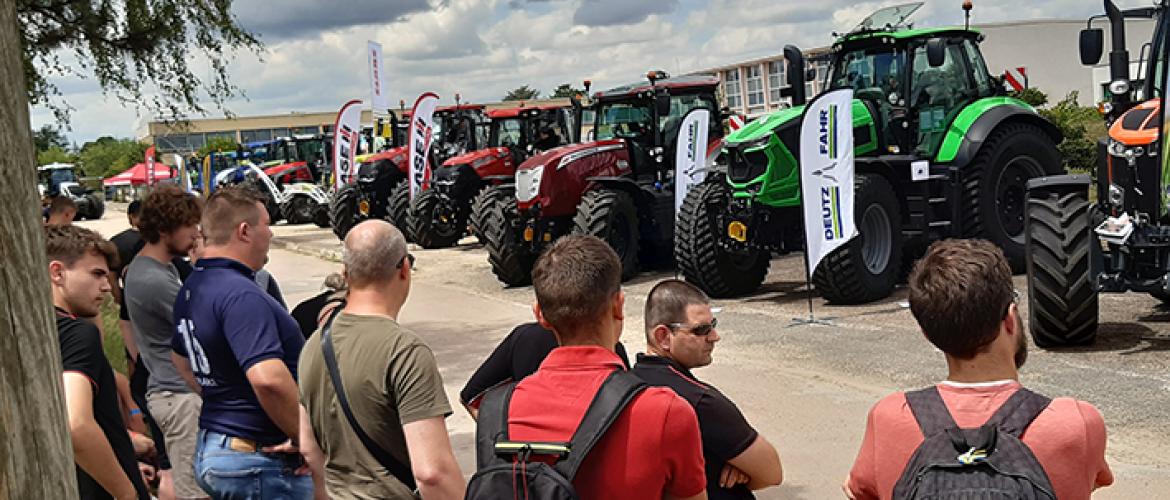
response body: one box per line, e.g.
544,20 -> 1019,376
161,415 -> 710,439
124,185 -> 206,499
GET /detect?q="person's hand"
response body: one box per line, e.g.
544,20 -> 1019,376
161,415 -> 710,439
139,462 -> 157,485
719,464 -> 751,488
262,440 -> 312,476
842,474 -> 857,499
129,431 -> 154,459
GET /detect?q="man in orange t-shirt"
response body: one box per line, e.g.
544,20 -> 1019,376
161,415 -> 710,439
845,239 -> 1112,500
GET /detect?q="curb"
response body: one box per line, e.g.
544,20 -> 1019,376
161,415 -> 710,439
270,236 -> 343,263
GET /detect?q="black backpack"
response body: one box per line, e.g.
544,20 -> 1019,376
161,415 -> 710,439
465,370 -> 646,499
892,386 -> 1057,500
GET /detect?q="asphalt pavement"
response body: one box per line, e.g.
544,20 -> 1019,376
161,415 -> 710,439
77,208 -> 1170,498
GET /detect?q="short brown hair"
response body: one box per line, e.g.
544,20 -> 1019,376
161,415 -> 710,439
532,235 -> 622,342
908,239 -> 1014,359
45,224 -> 118,269
202,185 -> 265,246
48,196 -> 76,215
138,185 -> 202,244
644,279 -> 709,343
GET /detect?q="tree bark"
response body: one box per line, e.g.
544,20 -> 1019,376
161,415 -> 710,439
0,0 -> 78,498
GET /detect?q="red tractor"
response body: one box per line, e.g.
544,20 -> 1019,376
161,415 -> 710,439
329,104 -> 488,239
482,72 -> 725,285
407,105 -> 574,248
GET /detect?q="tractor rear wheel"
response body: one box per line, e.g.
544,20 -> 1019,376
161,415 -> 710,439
573,189 -> 640,281
963,123 -> 1061,272
483,194 -> 534,286
281,195 -> 314,224
330,185 -> 360,240
84,194 -> 104,220
813,173 -> 902,304
1025,184 -> 1098,347
675,181 -> 769,297
470,185 -> 507,245
408,189 -> 467,249
387,181 -> 413,241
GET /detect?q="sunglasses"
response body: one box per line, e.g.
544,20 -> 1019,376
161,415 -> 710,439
396,253 -> 416,270
1003,289 -> 1020,318
667,317 -> 718,336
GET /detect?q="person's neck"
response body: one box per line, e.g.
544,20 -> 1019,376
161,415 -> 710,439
139,241 -> 175,264
201,246 -> 253,269
51,291 -> 74,316
646,345 -> 672,360
343,288 -> 404,321
944,354 -> 1019,384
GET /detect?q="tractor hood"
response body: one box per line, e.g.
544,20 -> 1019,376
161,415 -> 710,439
357,145 -> 409,173
515,139 -> 628,215
442,146 -> 510,168
726,106 -> 805,144
264,162 -> 307,177
516,140 -> 624,173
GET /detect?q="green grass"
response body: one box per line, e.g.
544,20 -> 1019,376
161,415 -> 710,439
98,297 -> 128,375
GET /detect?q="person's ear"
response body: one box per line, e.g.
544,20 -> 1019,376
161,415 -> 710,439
48,261 -> 66,285
533,302 -> 554,331
612,290 -> 625,321
236,221 -> 250,243
1005,303 -> 1020,337
652,325 -> 672,351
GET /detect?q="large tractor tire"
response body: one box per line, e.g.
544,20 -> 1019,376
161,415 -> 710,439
407,189 -> 467,249
330,185 -> 360,240
388,181 -> 413,241
281,195 -> 315,225
83,194 -> 104,220
963,123 -> 1062,272
313,202 -> 331,228
813,174 -> 903,304
470,186 -> 507,245
675,182 -> 769,298
1025,184 -> 1098,347
573,189 -> 640,281
483,195 -> 535,286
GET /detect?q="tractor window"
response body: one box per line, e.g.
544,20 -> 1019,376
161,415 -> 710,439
830,47 -> 905,100
595,103 -> 653,141
961,39 -> 994,97
50,169 -> 76,186
493,118 -> 524,148
911,41 -> 975,154
660,94 -> 719,141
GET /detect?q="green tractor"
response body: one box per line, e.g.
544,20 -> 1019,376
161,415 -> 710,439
675,2 -> 1064,303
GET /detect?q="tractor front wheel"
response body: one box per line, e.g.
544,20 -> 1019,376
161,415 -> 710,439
813,173 -> 903,304
281,195 -> 315,225
573,189 -> 640,281
1025,183 -> 1098,347
674,182 -> 769,297
330,185 -> 360,240
483,195 -> 534,286
387,181 -> 413,241
470,185 -> 508,245
83,194 -> 105,220
408,189 -> 467,249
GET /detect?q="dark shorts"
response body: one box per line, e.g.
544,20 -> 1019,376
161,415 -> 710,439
127,351 -> 171,470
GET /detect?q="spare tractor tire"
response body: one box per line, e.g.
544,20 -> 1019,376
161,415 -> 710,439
470,185 -> 508,245
407,189 -> 467,249
675,181 -> 769,298
388,181 -> 413,241
1025,184 -> 1098,347
573,189 -> 640,281
813,173 -> 903,304
962,123 -> 1062,272
483,194 -> 534,286
330,185 -> 360,240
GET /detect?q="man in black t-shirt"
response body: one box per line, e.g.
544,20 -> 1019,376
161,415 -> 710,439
46,224 -> 152,500
632,279 -> 783,500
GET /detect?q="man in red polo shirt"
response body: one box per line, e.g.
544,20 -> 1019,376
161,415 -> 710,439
505,235 -> 708,500
844,239 -> 1113,500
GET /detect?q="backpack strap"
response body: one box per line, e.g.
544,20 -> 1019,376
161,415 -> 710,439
474,382 -> 517,469
984,388 -> 1052,437
904,387 -> 960,437
320,306 -> 418,491
553,370 -> 647,481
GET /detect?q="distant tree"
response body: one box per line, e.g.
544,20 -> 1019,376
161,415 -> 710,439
198,136 -> 239,157
77,136 -> 148,178
36,145 -> 75,165
31,124 -> 67,151
1037,91 -> 1100,175
1011,87 -> 1049,108
550,83 -> 584,98
503,85 -> 540,101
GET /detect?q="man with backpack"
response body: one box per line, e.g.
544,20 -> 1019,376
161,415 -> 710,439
466,235 -> 708,500
844,239 -> 1113,500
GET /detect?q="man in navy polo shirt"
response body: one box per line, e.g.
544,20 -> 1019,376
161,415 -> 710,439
171,186 -> 311,498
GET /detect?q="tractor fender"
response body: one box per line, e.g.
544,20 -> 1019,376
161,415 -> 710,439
583,176 -> 654,211
1025,173 -> 1091,193
940,100 -> 1063,168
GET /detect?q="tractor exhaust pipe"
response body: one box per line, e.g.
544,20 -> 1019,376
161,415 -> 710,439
784,45 -> 807,106
1105,0 -> 1131,107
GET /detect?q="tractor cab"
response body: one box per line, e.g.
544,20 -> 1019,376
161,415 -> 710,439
249,135 -> 328,186
38,162 -> 81,197
432,104 -> 489,165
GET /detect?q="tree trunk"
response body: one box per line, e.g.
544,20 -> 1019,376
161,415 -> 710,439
0,1 -> 78,498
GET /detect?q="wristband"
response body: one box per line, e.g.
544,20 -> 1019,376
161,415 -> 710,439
129,408 -> 142,416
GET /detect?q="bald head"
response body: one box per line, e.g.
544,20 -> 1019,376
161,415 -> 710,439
343,220 -> 407,289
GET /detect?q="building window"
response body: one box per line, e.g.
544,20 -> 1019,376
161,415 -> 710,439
241,128 -> 274,144
768,60 -> 788,104
724,69 -> 742,109
746,65 -> 765,110
291,126 -> 319,136
805,61 -> 830,99
155,133 -> 205,152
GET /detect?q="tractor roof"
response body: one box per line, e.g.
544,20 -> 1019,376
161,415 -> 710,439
436,104 -> 485,113
595,74 -> 720,100
837,26 -> 980,46
487,105 -> 564,119
38,162 -> 76,171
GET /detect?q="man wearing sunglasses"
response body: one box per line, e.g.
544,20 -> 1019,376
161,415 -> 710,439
633,279 -> 783,499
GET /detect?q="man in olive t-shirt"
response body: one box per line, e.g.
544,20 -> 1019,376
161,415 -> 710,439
298,220 -> 464,499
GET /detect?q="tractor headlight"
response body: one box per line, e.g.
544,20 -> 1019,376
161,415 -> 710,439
1108,139 -> 1129,157
1108,184 -> 1124,206
516,165 -> 545,203
1109,79 -> 1131,96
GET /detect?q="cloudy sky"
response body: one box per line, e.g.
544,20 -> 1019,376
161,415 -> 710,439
30,0 -> 1103,144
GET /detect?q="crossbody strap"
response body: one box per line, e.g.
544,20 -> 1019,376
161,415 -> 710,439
553,370 -> 646,480
320,306 -> 417,491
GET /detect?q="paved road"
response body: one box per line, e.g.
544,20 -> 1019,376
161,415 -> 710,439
78,211 -> 1170,498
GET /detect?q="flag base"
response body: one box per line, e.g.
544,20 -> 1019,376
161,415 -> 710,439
787,316 -> 835,328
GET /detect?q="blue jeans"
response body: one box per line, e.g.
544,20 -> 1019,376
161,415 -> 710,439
194,430 -> 313,500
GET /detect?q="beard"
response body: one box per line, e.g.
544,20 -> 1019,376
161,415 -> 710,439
1014,312 -> 1029,369
166,236 -> 194,257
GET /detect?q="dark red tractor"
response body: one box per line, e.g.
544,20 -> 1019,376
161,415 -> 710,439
407,105 -> 574,248
482,72 -> 725,285
329,104 -> 487,239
